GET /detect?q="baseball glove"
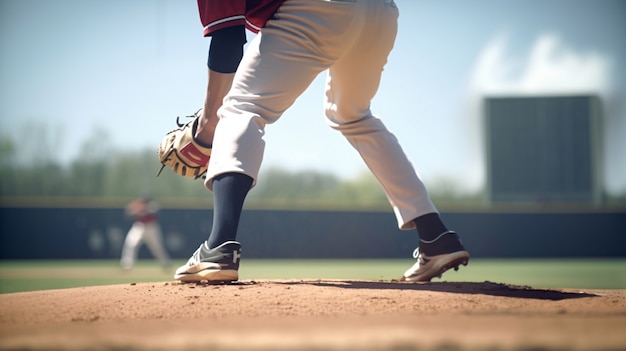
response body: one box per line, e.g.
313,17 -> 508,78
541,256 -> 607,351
157,110 -> 212,179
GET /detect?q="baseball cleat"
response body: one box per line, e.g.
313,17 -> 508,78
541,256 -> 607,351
401,250 -> 469,283
401,231 -> 469,283
174,241 -> 241,282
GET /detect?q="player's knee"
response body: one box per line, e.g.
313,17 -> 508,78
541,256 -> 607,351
325,110 -> 383,135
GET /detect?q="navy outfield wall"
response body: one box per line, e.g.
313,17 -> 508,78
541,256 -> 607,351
0,207 -> 625,259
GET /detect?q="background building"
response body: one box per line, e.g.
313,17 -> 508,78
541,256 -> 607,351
485,95 -> 603,205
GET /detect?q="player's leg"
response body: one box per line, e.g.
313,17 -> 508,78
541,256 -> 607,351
176,0 -> 355,282
142,223 -> 170,269
172,173 -> 252,282
323,0 -> 468,282
204,0 -> 362,188
324,0 -> 431,229
120,223 -> 143,270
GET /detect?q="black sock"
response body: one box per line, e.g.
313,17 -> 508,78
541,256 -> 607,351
414,213 -> 466,255
206,172 -> 253,249
413,213 -> 449,242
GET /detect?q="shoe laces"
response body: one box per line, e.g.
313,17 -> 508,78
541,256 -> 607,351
411,249 -> 429,267
188,243 -> 205,265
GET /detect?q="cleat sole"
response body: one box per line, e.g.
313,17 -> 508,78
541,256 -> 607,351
175,269 -> 238,283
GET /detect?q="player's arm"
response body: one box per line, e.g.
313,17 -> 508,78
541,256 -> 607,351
194,25 -> 247,146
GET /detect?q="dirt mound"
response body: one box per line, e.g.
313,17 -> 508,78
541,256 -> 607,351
1,280 -> 624,350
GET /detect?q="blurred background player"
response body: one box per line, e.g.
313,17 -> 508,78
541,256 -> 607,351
120,196 -> 170,270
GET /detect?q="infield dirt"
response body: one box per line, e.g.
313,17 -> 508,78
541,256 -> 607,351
0,279 -> 625,351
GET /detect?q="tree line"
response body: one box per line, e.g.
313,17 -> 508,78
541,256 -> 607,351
0,147 -> 399,208
0,126 -> 377,205
3,122 -> 623,209
0,127 -> 483,209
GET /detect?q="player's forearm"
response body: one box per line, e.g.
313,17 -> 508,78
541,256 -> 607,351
195,69 -> 235,145
194,25 -> 246,146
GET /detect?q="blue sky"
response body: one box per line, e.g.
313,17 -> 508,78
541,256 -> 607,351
1,0 -> 624,194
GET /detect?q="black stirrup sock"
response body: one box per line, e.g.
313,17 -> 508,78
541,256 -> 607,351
206,172 -> 253,249
413,213 -> 449,242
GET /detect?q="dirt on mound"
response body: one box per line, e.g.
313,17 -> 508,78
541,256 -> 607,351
0,280 -> 624,351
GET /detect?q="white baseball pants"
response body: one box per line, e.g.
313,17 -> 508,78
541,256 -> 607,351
120,222 -> 170,269
206,0 -> 437,230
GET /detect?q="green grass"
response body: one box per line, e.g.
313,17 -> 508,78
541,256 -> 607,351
0,258 -> 624,294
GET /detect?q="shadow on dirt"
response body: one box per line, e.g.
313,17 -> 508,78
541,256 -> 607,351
272,280 -> 597,301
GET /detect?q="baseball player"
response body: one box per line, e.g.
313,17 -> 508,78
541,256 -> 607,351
160,0 -> 469,283
120,197 -> 170,270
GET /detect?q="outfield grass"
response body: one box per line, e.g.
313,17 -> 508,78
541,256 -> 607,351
0,258 -> 624,294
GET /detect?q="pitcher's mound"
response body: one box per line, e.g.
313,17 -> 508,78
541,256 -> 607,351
1,280 -> 624,351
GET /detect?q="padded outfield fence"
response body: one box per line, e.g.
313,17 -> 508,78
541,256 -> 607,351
1,206 -> 625,260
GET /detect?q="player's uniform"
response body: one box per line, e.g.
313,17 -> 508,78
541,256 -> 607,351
174,0 -> 468,283
197,0 -> 285,36
120,199 -> 170,269
199,0 -> 438,230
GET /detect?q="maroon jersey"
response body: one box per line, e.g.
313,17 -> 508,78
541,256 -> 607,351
197,0 -> 286,36
126,199 -> 158,223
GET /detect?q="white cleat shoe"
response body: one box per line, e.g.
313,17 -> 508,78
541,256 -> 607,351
401,231 -> 469,283
402,249 -> 469,283
174,241 -> 241,282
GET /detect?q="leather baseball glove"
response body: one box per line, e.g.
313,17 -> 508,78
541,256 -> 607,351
157,110 -> 212,179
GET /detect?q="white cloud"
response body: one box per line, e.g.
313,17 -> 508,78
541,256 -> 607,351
471,33 -> 613,95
